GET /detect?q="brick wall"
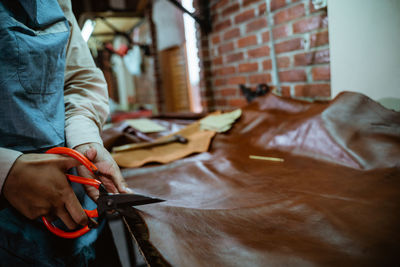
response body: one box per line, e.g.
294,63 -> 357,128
196,0 -> 330,111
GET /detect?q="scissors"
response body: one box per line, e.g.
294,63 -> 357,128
42,147 -> 164,239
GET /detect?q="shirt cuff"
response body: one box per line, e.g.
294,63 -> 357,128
0,148 -> 23,193
65,115 -> 104,148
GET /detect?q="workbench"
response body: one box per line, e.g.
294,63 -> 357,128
105,92 -> 400,266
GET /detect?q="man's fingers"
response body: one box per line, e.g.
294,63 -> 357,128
44,214 -> 57,222
77,165 -> 95,179
84,184 -> 100,201
64,188 -> 89,226
56,207 -> 78,230
113,171 -> 128,193
84,147 -> 97,161
74,142 -> 129,194
58,155 -> 82,170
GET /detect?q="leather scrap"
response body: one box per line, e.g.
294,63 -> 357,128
200,109 -> 242,132
112,113 -> 220,168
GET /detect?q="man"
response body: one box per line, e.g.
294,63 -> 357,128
0,0 -> 126,265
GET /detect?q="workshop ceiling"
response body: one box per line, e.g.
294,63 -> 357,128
83,14 -> 143,42
73,0 -> 148,43
72,0 -> 149,21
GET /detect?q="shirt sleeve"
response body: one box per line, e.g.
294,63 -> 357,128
0,148 -> 22,193
59,0 -> 110,148
0,1 -> 109,193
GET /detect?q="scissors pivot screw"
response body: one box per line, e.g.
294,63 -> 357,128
106,199 -> 114,207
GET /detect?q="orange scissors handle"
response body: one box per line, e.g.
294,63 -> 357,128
42,207 -> 99,239
41,147 -> 101,239
46,147 -> 99,175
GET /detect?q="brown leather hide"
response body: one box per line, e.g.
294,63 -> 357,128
121,92 -> 400,266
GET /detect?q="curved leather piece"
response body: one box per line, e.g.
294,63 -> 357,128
112,115 -> 219,168
121,92 -> 400,266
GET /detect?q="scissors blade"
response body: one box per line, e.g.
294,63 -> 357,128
115,193 -> 165,206
97,193 -> 165,215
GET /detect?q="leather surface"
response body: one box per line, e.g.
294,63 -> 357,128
120,92 -> 400,266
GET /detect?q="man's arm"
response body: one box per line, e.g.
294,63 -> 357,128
60,0 -> 108,148
0,0 -> 125,229
59,0 -> 127,196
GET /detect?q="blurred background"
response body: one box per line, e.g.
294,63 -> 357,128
71,0 -> 400,120
69,1 -> 400,265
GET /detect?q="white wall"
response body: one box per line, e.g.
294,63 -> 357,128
328,0 -> 400,109
153,0 -> 185,51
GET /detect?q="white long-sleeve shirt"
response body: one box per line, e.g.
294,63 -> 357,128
0,0 -> 109,192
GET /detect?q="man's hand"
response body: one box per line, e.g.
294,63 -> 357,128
74,142 -> 128,201
2,153 -> 88,229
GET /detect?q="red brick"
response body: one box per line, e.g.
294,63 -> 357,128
275,38 -> 303,54
277,56 -> 290,68
259,3 -> 267,15
262,31 -> 270,43
272,25 -> 289,40
203,88 -> 213,97
248,45 -> 270,58
228,98 -> 248,107
219,88 -> 238,97
238,35 -> 258,48
270,0 -> 286,11
202,70 -> 211,80
274,4 -> 305,25
310,30 -> 329,47
239,62 -> 259,73
227,76 -> 247,85
249,73 -> 272,84
201,99 -> 209,108
234,9 -> 255,24
211,13 -> 219,24
263,59 -> 272,70
212,56 -> 223,65
201,38 -> 209,47
211,0 -> 229,11
222,3 -> 240,16
215,66 -> 236,76
201,49 -> 210,58
214,78 -> 226,86
293,14 -> 328,33
202,60 -> 211,69
226,52 -> 244,63
312,65 -> 330,81
218,42 -> 234,54
215,98 -> 227,106
279,69 -> 307,82
223,28 -> 240,41
242,0 -> 263,7
294,84 -> 331,97
281,86 -> 291,97
246,17 -> 268,33
211,35 -> 221,45
309,1 -> 317,13
294,49 -> 330,66
214,19 -> 232,32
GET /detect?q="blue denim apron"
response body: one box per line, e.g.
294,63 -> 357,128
0,1 -> 103,265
